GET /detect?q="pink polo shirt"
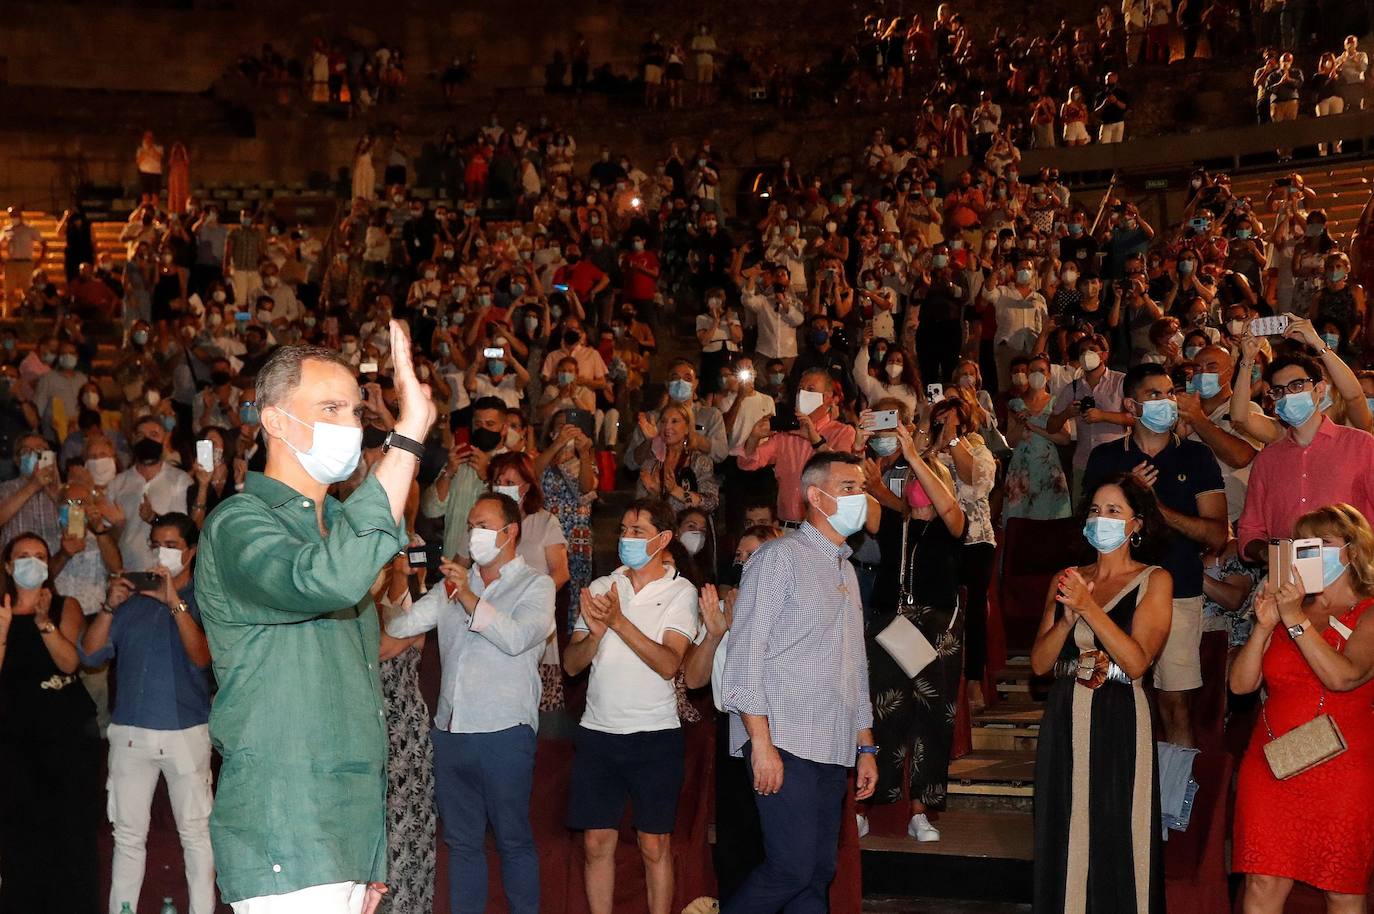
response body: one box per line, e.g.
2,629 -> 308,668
1237,417 -> 1374,549
736,417 -> 858,522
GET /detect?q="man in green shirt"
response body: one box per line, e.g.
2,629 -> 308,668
197,322 -> 436,913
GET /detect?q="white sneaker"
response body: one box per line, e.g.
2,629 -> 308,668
907,813 -> 940,842
856,813 -> 870,838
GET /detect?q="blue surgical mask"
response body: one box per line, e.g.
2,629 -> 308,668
1084,516 -> 1130,553
1329,270 -> 1347,283
1178,261 -> 1194,275
810,329 -> 829,346
18,452 -> 37,477
10,556 -> 48,590
160,415 -> 176,432
1068,223 -> 1083,236
1190,372 -> 1222,398
1367,396 -> 1374,416
239,404 -> 260,425
1322,332 -> 1340,350
1016,269 -> 1033,284
1321,544 -> 1348,588
869,435 -> 899,456
1138,399 -> 1178,433
932,254 -> 949,268
1276,389 -> 1318,426
132,330 -> 149,345
1184,345 -> 1201,360
667,378 -> 693,401
819,489 -> 868,537
618,535 -> 660,570
769,372 -> 786,387
489,360 -> 506,377
558,371 -> 576,387
1236,228 -> 1252,239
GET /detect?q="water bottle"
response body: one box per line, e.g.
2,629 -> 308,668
119,905 -> 134,914
160,898 -> 179,914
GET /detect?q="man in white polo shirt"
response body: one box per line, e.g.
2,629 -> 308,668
563,497 -> 697,914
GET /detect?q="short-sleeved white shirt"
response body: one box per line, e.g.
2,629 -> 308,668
575,566 -> 698,734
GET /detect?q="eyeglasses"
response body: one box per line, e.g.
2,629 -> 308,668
1268,377 -> 1317,398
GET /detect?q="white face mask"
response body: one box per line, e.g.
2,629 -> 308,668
468,525 -> 510,566
1028,371 -> 1048,391
680,530 -> 706,555
1081,350 -> 1102,372
885,363 -> 904,380
157,546 -> 185,577
278,411 -> 363,484
494,484 -> 521,503
87,456 -> 117,486
797,389 -> 825,415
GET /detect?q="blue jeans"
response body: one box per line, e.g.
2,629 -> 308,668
432,725 -> 539,914
721,745 -> 848,914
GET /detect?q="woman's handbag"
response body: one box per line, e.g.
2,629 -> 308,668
1261,632 -> 1349,780
873,507 -> 957,678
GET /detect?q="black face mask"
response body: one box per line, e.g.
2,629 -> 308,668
471,427 -> 503,452
133,437 -> 163,465
211,371 -> 232,387
720,561 -> 744,588
562,330 -> 582,348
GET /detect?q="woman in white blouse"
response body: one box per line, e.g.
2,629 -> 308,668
853,326 -> 926,420
926,397 -> 998,710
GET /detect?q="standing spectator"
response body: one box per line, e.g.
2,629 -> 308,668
0,532 -> 101,913
1124,0 -> 1149,63
0,432 -> 63,551
223,210 -> 265,307
1061,87 -> 1091,146
1237,353 -> 1374,564
56,206 -> 96,282
1094,72 -> 1130,144
691,23 -> 719,105
563,499 -> 697,914
621,234 -> 661,326
386,493 -> 556,914
1313,52 -> 1346,156
0,207 -> 47,316
167,142 -> 190,215
108,417 -> 192,572
1335,35 -> 1368,111
1231,503 -> 1374,913
720,452 -> 878,914
1265,53 -> 1304,157
81,513 -> 214,914
1030,476 -> 1172,914
135,131 -> 165,205
1049,335 -> 1132,505
984,259 -> 1048,391
1084,363 -> 1227,747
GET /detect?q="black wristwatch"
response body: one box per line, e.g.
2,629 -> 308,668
382,432 -> 425,459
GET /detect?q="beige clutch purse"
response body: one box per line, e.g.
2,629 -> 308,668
1262,712 -> 1347,780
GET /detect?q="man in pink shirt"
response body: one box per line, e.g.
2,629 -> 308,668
736,368 -> 858,524
539,318 -> 608,391
1237,353 -> 1374,563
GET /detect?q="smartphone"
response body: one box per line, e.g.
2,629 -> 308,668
406,544 -> 443,569
553,283 -> 569,292
37,450 -> 55,470
861,409 -> 900,432
196,439 -> 215,473
359,361 -> 380,374
235,311 -> 251,323
737,368 -> 754,383
926,383 -> 944,402
1269,537 -> 1325,595
67,504 -> 86,540
123,571 -> 163,592
482,347 -> 505,359
1250,314 -> 1290,337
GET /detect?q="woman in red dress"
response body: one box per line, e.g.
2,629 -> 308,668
1231,503 -> 1374,913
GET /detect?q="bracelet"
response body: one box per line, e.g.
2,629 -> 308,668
857,744 -> 880,757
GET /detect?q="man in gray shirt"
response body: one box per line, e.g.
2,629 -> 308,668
386,491 -> 555,914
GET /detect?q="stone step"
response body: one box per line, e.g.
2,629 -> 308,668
947,749 -> 1037,799
860,808 -> 1033,861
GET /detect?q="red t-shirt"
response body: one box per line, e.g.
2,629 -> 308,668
621,250 -> 660,302
554,261 -> 607,301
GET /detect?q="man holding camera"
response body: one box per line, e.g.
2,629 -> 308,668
1048,334 -> 1131,509
82,512 -> 214,914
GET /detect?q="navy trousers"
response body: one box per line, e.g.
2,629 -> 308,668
721,744 -> 848,914
432,725 -> 539,914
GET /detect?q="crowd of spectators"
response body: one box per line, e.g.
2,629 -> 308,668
5,6 -> 1374,909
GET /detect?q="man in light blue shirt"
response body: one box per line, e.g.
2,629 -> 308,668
386,491 -> 555,914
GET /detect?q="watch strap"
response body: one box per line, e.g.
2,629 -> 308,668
384,432 -> 426,459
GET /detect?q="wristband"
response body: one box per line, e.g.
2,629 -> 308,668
857,744 -> 880,757
383,431 -> 426,459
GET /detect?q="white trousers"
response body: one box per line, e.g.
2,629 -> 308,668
231,881 -> 367,914
107,724 -> 215,914
1099,121 -> 1126,144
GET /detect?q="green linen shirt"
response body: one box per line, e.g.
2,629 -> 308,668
196,471 -> 404,903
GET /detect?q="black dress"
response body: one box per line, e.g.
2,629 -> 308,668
151,267 -> 182,323
1033,566 -> 1164,914
867,500 -> 965,809
0,607 -> 101,914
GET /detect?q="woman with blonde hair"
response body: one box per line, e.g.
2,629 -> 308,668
1231,503 -> 1374,914
635,401 -> 719,514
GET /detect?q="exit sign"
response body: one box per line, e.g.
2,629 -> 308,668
1143,178 -> 1169,190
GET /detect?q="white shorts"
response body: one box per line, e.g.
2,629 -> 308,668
1064,122 -> 1090,143
232,882 -> 366,914
644,64 -> 663,85
1153,595 -> 1204,692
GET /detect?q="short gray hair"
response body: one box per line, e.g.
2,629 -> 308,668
256,345 -> 355,409
799,451 -> 862,502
